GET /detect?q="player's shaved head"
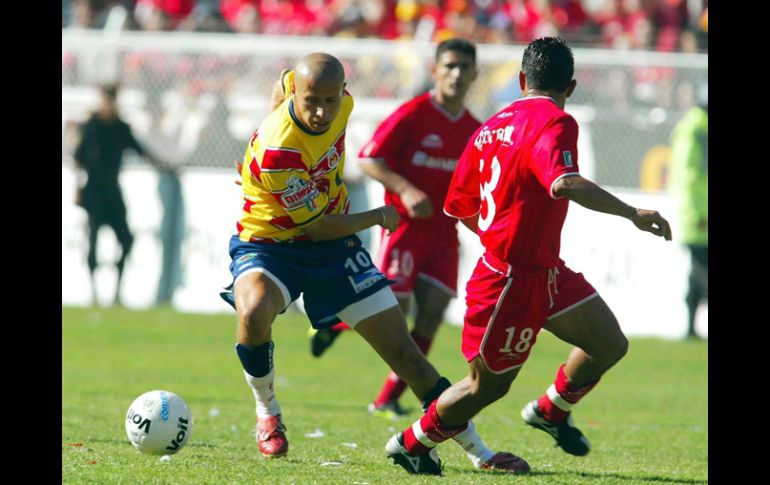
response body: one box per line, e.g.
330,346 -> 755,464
291,53 -> 346,133
295,53 -> 345,89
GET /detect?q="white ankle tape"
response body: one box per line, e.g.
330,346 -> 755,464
547,384 -> 574,411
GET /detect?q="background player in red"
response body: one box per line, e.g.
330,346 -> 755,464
310,38 -> 481,419
385,37 -> 672,474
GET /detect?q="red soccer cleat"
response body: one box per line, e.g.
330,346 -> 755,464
257,414 -> 288,458
478,451 -> 531,474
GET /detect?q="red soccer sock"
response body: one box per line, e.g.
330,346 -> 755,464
537,364 -> 599,424
331,322 -> 351,332
401,401 -> 467,455
374,329 -> 434,406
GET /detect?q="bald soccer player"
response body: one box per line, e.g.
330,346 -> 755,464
219,53 -> 528,474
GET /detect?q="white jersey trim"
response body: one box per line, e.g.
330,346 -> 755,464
512,95 -> 559,106
428,92 -> 467,123
549,172 -> 581,199
547,292 -> 599,320
337,287 -> 399,327
443,207 -> 480,220
478,277 -> 520,375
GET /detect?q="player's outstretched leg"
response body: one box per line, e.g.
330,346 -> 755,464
523,296 -> 627,456
387,358 -> 530,475
369,280 -> 446,418
233,272 -> 289,458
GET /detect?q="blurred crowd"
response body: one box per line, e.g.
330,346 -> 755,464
62,0 -> 707,52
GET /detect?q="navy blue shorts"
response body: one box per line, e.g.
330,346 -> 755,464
220,235 -> 393,328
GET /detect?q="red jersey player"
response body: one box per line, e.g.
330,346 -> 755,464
385,37 -> 672,474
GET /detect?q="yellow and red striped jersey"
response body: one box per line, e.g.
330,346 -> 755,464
236,70 -> 353,242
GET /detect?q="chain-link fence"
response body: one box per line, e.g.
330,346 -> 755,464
62,31 -> 707,189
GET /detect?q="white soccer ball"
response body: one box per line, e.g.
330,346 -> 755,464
125,390 -> 193,455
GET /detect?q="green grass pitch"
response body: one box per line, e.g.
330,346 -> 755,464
62,306 -> 707,484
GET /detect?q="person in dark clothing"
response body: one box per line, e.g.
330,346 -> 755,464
73,83 -> 165,306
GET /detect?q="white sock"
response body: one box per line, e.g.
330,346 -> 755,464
452,420 -> 495,467
244,368 -> 281,418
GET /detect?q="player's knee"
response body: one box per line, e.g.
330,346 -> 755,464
615,337 -> 629,362
238,301 -> 271,326
236,302 -> 275,346
601,336 -> 628,369
468,374 -> 511,405
474,380 -> 511,405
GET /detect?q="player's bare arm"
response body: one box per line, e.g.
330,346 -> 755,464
553,175 -> 672,240
302,205 -> 400,242
359,160 -> 433,219
268,79 -> 285,112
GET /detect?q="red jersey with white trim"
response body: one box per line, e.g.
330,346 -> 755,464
444,96 -> 580,272
359,92 -> 481,232
236,70 -> 352,242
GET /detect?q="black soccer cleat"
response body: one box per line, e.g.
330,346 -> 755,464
521,400 -> 591,456
309,327 -> 342,357
385,432 -> 443,475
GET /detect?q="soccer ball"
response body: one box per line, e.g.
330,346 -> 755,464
125,390 -> 193,455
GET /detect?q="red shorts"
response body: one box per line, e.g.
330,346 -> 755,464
377,223 -> 459,297
461,253 -> 598,374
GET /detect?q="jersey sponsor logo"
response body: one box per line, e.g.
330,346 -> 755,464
311,131 -> 345,178
235,253 -> 260,265
562,151 -> 573,167
234,252 -> 261,272
473,125 -> 514,150
412,151 -> 457,171
497,112 -> 513,118
498,352 -> 523,361
280,175 -> 318,211
324,146 -> 340,170
421,134 -> 444,148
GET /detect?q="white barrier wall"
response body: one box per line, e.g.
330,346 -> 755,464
62,166 -> 706,338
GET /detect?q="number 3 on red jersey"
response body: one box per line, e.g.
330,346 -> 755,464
478,156 -> 501,232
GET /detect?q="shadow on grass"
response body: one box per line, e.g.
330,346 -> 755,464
454,467 -> 707,484
66,438 -> 218,449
